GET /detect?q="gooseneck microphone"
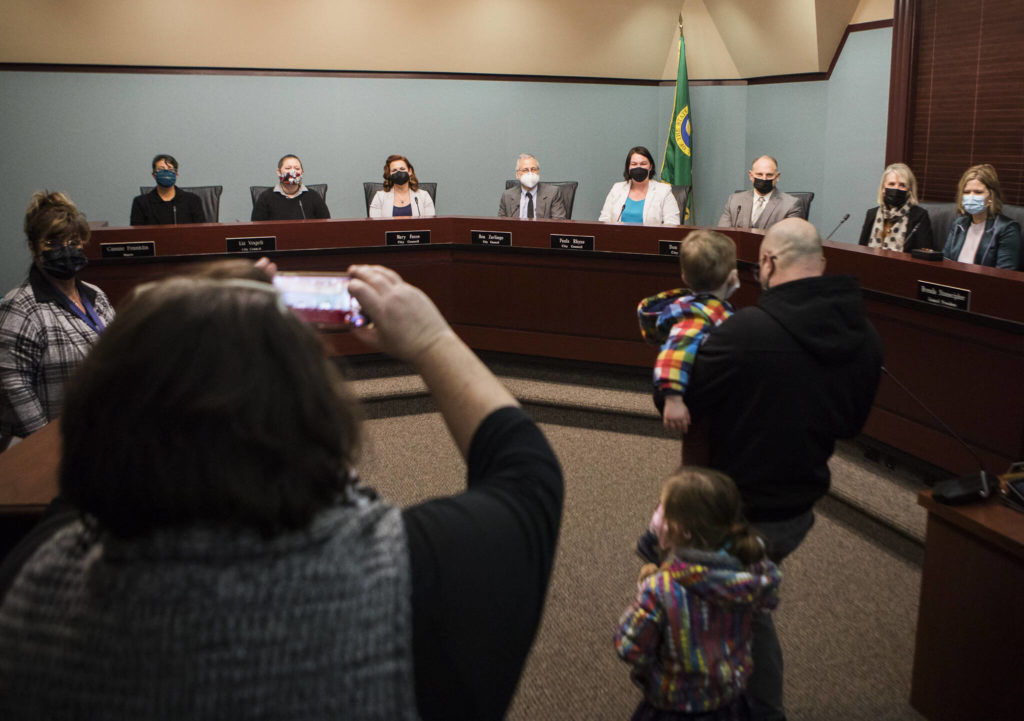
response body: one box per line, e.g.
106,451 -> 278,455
172,205 -> 178,225
299,197 -> 306,219
415,196 -> 420,216
617,203 -> 626,221
825,213 -> 850,240
881,366 -> 997,502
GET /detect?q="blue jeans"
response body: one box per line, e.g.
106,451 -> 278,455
747,510 -> 815,721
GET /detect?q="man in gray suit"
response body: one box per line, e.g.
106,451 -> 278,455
498,154 -> 567,220
718,155 -> 803,230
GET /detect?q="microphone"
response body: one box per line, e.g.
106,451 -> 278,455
617,203 -> 626,221
905,220 -> 921,240
881,366 -> 997,503
172,205 -> 178,225
825,213 -> 850,240
299,197 -> 306,219
415,196 -> 420,216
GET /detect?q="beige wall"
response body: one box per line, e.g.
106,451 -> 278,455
3,0 -> 892,81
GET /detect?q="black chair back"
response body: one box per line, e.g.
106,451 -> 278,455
503,180 -> 579,219
139,185 -> 223,222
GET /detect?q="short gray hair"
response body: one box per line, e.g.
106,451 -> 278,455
515,154 -> 539,172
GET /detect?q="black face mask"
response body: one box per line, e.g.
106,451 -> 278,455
39,246 -> 88,280
390,171 -> 410,186
628,167 -> 650,182
883,187 -> 908,208
753,177 -> 775,195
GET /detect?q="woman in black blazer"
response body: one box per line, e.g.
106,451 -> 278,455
859,163 -> 935,252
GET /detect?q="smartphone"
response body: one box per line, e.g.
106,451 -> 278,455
272,272 -> 366,328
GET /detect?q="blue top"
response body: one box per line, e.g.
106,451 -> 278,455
392,203 -> 413,217
622,197 -> 645,223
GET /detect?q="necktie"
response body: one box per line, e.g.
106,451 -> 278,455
752,195 -> 766,226
527,191 -> 534,219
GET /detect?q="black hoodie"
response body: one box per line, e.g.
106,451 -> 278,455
686,275 -> 883,522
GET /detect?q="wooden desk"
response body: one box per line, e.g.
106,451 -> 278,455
76,216 -> 1024,476
910,490 -> 1024,721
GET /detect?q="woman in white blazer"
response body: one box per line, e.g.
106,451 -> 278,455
369,155 -> 436,218
599,146 -> 680,226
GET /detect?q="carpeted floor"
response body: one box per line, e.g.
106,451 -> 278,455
358,411 -> 926,721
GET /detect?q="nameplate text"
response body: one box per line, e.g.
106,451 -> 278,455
386,230 -> 431,245
550,234 -> 594,251
101,242 -> 155,259
918,280 -> 970,311
659,240 -> 681,256
471,230 -> 512,246
227,236 -> 277,252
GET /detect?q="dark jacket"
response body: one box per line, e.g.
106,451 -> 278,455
130,188 -> 205,225
858,204 -> 937,251
942,213 -> 1022,270
686,275 -> 883,522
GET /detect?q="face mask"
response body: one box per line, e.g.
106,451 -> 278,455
519,172 -> 540,189
753,177 -> 775,195
883,188 -> 908,208
628,167 -> 650,183
962,195 -> 986,215
390,170 -> 410,186
279,170 -> 302,185
154,169 -> 177,188
40,246 -> 88,280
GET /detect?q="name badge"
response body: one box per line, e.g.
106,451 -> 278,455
101,241 -> 155,258
386,230 -> 431,245
471,230 -> 512,246
918,280 -> 970,311
227,236 -> 277,252
550,234 -> 595,251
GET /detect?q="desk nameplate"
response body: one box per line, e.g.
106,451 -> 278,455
918,280 -> 970,311
471,230 -> 512,247
386,230 -> 431,245
101,241 -> 155,259
659,240 -> 681,256
227,236 -> 277,253
550,234 -> 595,251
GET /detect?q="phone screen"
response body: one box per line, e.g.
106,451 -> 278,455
272,272 -> 366,328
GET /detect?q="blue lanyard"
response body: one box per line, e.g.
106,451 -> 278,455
58,285 -> 105,334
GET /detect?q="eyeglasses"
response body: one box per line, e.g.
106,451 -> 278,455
751,255 -> 777,282
39,236 -> 84,251
517,166 -> 539,174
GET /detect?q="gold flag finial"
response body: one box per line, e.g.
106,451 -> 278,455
678,12 -> 684,36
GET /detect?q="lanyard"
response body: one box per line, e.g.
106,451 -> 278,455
58,285 -> 105,334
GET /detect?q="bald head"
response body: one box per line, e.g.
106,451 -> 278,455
758,218 -> 826,288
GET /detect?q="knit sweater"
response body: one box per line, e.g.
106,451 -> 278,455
614,548 -> 781,712
0,496 -> 417,720
637,288 -> 734,395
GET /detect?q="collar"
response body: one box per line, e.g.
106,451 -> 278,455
274,183 -> 308,197
521,185 -> 538,197
28,264 -> 97,305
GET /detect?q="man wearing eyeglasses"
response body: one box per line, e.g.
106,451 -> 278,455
498,154 -> 567,220
683,218 -> 883,721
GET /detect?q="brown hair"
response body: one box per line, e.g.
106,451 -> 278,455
60,276 -> 362,539
622,146 -> 656,181
955,163 -> 1003,216
23,190 -> 90,252
382,154 -> 419,191
660,467 -> 766,565
678,230 -> 737,293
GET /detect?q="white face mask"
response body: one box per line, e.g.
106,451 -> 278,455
519,172 -> 540,189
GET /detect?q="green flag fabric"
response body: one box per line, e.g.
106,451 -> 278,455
661,30 -> 692,222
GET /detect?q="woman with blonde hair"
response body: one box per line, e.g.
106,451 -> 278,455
858,162 -> 936,252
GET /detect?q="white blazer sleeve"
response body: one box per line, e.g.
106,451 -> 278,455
416,189 -> 436,217
658,185 -> 681,225
599,182 -> 626,223
369,190 -> 386,218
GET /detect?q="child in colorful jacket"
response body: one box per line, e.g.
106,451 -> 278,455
637,230 -> 739,434
614,467 -> 781,721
